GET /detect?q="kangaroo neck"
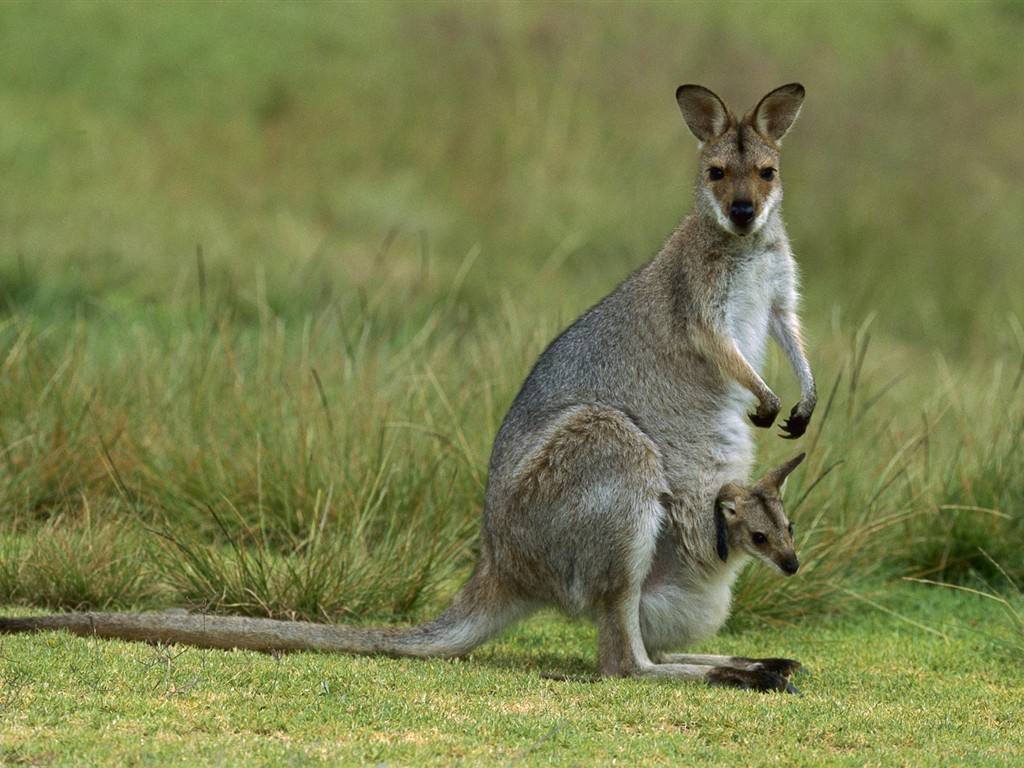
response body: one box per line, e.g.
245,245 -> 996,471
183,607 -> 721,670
647,211 -> 777,318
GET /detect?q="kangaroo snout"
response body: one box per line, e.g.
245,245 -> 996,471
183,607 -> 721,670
728,201 -> 756,228
780,556 -> 800,576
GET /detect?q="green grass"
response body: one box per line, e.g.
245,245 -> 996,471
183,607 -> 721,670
2,1 -> 1024,764
3,584 -> 1023,766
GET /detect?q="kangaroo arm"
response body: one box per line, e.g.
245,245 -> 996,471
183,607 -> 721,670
691,323 -> 780,427
769,304 -> 816,437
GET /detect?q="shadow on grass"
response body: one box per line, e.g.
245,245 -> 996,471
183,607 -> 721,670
469,647 -> 597,680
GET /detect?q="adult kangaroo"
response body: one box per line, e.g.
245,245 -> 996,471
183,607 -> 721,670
3,84 -> 816,692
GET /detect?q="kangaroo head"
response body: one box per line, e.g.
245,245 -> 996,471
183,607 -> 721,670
675,83 -> 804,237
714,453 -> 805,575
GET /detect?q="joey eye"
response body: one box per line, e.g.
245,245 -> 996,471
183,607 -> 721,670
759,168 -> 776,181
787,522 -> 795,536
708,167 -> 725,181
752,532 -> 768,546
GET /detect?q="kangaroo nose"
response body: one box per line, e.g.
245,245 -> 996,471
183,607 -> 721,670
781,556 -> 800,576
729,201 -> 755,226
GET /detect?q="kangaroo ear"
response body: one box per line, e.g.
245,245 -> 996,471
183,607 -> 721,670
676,85 -> 733,144
745,83 -> 805,143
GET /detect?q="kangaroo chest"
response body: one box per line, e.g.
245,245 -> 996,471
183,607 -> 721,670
644,240 -> 784,491
721,246 -> 778,372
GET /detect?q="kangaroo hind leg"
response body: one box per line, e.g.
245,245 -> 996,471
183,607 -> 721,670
652,652 -> 804,693
657,652 -> 803,677
517,406 -> 670,679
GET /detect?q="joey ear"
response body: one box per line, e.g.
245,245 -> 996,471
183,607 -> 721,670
758,453 -> 806,496
714,503 -> 730,562
676,84 -> 733,144
714,488 -> 739,564
745,83 -> 805,143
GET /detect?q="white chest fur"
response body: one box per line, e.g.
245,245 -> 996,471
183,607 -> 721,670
724,242 -> 781,373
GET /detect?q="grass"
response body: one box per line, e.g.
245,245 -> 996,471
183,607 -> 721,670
2,0 -> 1024,764
3,583 -> 1023,766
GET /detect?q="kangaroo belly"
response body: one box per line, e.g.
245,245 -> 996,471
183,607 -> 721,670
638,567 -> 743,653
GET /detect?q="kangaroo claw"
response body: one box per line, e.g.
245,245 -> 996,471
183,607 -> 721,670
779,407 -> 809,438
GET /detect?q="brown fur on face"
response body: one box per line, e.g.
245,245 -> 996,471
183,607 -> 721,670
715,453 -> 805,575
677,83 -> 804,238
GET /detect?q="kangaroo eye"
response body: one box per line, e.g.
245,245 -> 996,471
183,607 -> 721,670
708,167 -> 725,181
787,522 -> 795,536
752,532 -> 768,546
759,168 -> 776,181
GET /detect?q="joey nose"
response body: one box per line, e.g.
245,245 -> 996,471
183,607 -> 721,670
729,202 -> 755,226
781,557 -> 800,576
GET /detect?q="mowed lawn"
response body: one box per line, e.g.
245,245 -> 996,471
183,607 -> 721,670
3,584 -> 1023,766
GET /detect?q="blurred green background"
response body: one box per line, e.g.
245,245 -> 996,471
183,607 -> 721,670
1,1 -> 1022,618
3,1 -> 1022,350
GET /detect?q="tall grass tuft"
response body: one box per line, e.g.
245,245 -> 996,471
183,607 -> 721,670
0,506 -> 160,610
0,261 -> 509,620
899,349 -> 1024,584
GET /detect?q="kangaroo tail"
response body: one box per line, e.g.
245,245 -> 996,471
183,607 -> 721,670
0,567 -> 527,658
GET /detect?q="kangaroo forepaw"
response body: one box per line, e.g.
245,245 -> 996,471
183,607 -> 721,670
779,406 -> 810,439
749,396 -> 781,429
749,409 -> 778,429
705,666 -> 795,693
